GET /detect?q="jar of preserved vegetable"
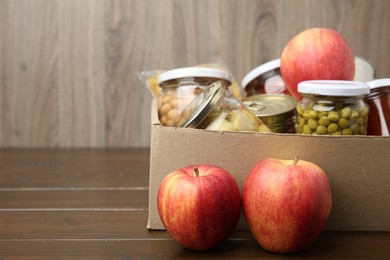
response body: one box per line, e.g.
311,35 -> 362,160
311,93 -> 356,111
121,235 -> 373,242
157,67 -> 232,126
241,59 -> 289,96
243,94 -> 297,133
296,80 -> 370,135
366,78 -> 390,136
172,81 -> 272,133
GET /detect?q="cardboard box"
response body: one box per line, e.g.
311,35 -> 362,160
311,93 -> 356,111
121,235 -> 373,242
147,102 -> 390,231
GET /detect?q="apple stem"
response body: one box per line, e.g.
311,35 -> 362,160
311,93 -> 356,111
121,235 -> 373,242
193,166 -> 200,177
293,156 -> 300,166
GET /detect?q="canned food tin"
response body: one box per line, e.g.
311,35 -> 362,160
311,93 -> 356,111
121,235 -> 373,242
243,94 -> 297,133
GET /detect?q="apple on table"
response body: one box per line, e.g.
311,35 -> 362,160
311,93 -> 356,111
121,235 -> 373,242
242,157 -> 332,253
157,164 -> 242,251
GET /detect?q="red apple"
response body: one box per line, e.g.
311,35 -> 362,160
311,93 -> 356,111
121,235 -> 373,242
281,28 -> 355,100
242,157 -> 332,253
157,164 -> 241,251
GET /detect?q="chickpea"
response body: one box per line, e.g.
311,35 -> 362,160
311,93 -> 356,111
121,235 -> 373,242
159,102 -> 172,116
167,108 -> 179,121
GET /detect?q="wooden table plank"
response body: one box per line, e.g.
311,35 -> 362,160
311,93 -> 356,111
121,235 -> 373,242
0,211 -> 150,239
0,232 -> 389,258
0,190 -> 148,210
0,149 -> 150,188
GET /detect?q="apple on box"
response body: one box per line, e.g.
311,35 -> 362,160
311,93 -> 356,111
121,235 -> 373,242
157,164 -> 241,251
242,157 -> 332,253
281,28 -> 355,100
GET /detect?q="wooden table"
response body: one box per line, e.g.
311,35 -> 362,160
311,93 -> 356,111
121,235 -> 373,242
1,149 -> 389,258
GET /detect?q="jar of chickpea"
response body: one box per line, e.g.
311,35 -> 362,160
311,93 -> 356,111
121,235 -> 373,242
157,67 -> 232,127
296,80 -> 370,135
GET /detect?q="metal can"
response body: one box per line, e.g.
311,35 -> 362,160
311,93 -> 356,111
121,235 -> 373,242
243,94 -> 297,133
366,78 -> 390,136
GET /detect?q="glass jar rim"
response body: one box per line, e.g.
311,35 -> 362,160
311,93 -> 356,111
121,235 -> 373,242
298,80 -> 370,96
367,78 -> 390,90
158,67 -> 232,86
241,59 -> 281,88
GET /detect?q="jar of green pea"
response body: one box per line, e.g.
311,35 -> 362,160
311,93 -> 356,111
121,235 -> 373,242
296,80 -> 370,135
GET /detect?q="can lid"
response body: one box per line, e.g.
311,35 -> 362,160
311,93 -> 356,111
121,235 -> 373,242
173,81 -> 226,128
243,94 -> 297,117
158,67 -> 232,85
298,80 -> 370,96
367,78 -> 390,90
241,59 -> 281,89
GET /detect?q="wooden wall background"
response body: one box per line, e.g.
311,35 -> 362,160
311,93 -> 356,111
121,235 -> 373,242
0,0 -> 389,147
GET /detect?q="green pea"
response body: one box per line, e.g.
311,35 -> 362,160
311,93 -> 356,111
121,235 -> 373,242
319,116 -> 331,126
316,125 -> 327,135
296,106 -> 304,115
327,123 -> 339,133
341,128 -> 353,135
308,118 -> 318,130
303,111 -> 310,120
303,124 -> 313,134
298,117 -> 305,125
356,117 -> 364,125
318,111 -> 328,118
338,118 -> 350,129
309,110 -> 318,119
331,131 -> 341,136
340,107 -> 352,118
328,111 -> 339,122
350,110 -> 359,120
359,107 -> 369,118
350,124 -> 360,133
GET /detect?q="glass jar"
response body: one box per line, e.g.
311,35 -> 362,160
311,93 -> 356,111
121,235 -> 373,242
366,78 -> 390,136
241,59 -> 289,96
172,81 -> 272,133
157,67 -> 232,126
354,56 -> 375,83
296,80 -> 370,135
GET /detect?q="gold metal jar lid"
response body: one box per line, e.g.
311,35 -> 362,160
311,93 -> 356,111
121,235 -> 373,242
173,81 -> 226,128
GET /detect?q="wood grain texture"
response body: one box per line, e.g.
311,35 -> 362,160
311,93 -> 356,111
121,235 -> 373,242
0,0 -> 389,147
